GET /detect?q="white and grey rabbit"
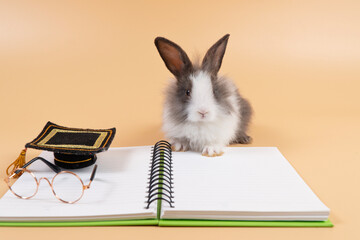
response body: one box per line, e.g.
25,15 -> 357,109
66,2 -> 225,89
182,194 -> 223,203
154,34 -> 252,157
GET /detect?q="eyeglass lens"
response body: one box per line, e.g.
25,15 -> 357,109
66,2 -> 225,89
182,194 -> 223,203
52,172 -> 84,202
7,169 -> 37,198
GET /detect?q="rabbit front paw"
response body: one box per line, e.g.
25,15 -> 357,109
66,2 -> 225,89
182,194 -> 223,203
171,141 -> 189,152
202,145 -> 224,157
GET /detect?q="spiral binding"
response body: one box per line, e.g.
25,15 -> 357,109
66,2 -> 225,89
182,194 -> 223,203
145,140 -> 174,209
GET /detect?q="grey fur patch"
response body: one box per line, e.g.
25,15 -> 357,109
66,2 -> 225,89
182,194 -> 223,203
210,74 -> 253,144
164,75 -> 193,124
211,75 -> 236,114
232,95 -> 253,144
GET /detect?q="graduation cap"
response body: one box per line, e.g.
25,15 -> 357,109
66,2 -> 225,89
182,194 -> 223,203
7,122 -> 116,174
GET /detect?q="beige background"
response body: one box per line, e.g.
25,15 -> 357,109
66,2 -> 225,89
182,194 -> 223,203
1,0 -> 359,239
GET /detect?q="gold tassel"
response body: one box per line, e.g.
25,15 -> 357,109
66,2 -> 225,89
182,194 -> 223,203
6,149 -> 27,178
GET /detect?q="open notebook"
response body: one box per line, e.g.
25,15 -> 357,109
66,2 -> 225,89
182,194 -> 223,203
0,141 -> 332,227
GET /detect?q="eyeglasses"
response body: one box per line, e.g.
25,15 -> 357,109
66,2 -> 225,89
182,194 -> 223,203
4,157 -> 97,204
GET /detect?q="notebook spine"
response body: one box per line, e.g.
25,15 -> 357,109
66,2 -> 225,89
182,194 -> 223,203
145,140 -> 174,209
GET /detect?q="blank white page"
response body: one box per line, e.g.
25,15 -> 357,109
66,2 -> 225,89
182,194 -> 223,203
161,147 -> 330,221
0,146 -> 156,221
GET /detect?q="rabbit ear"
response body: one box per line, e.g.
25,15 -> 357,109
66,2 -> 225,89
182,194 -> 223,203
155,37 -> 193,77
202,34 -> 230,75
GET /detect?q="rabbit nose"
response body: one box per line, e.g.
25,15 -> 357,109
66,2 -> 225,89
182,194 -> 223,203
198,110 -> 208,118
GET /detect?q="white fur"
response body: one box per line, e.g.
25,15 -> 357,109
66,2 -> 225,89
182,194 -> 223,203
187,71 -> 217,122
163,71 -> 240,156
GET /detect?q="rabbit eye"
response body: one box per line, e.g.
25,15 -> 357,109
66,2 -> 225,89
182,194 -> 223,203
186,90 -> 191,96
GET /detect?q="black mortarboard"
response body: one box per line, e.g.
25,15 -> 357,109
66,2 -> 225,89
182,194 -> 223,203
7,122 -> 116,174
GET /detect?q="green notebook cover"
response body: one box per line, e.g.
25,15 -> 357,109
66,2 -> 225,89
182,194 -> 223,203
0,219 -> 332,227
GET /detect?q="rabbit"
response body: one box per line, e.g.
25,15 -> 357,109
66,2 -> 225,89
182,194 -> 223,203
154,34 -> 252,157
